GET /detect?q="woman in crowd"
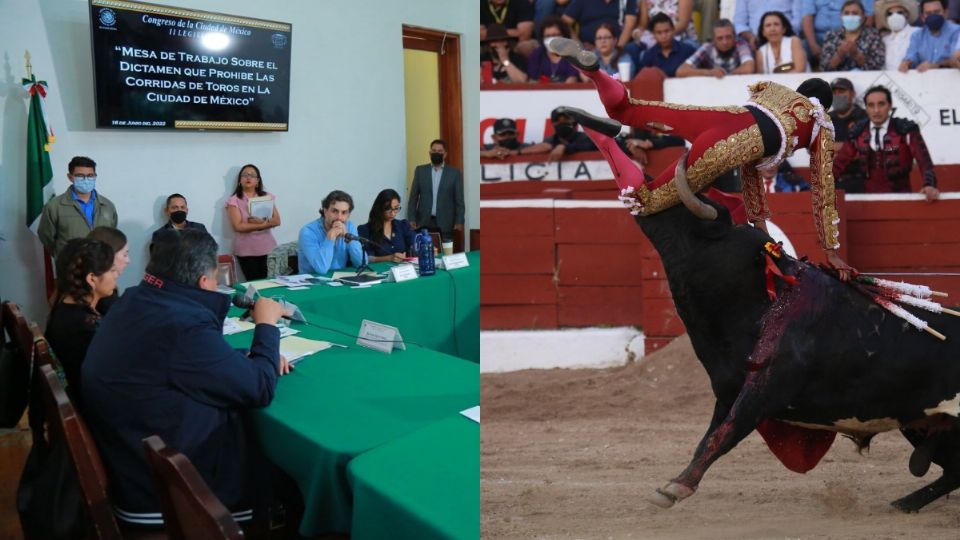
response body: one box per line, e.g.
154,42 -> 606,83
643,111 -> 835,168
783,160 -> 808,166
358,189 -> 415,263
86,226 -> 129,314
755,11 -> 808,74
45,238 -> 117,402
225,164 -> 281,280
582,23 -> 636,82
527,16 -> 580,83
820,0 -> 885,71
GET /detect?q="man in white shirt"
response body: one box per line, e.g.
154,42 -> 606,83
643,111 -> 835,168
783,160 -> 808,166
877,0 -> 920,71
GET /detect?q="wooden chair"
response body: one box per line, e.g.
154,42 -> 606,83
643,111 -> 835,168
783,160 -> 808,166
142,435 -> 243,540
28,323 -> 56,371
216,255 -> 237,287
1,301 -> 34,365
38,362 -> 123,540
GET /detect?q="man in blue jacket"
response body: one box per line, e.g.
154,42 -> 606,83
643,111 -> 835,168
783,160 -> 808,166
83,228 -> 289,528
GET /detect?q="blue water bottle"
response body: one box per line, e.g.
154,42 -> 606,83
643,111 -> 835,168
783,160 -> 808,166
416,230 -> 436,276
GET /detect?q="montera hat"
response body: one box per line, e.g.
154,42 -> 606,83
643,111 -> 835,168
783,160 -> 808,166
875,0 -> 919,30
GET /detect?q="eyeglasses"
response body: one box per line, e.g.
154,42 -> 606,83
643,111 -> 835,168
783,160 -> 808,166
385,206 -> 402,213
72,174 -> 97,180
239,173 -> 260,179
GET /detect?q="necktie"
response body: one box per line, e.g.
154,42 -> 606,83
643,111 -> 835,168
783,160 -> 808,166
874,127 -> 881,151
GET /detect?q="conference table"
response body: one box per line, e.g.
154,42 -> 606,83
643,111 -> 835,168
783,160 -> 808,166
224,310 -> 479,537
237,250 -> 479,363
348,415 -> 479,540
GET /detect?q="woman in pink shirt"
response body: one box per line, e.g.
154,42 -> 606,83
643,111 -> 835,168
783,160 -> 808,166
225,164 -> 281,280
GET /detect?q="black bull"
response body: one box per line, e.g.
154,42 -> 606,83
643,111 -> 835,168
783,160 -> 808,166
641,159 -> 960,513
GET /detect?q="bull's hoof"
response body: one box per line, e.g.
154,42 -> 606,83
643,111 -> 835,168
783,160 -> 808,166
908,437 -> 937,478
648,482 -> 695,509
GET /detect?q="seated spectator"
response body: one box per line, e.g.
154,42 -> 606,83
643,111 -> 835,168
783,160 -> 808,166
820,1 -> 885,70
638,13 -> 698,77
877,0 -> 920,71
802,0 -> 876,63
563,0 -> 639,48
756,11 -> 809,73
46,238 -> 117,402
481,118 -> 536,159
357,189 -> 415,264
482,24 -> 529,83
763,161 -> 811,192
828,77 -> 867,143
899,0 -> 960,71
585,23 -> 636,81
151,193 -> 208,245
526,16 -> 580,83
522,107 -> 598,161
298,190 -> 364,274
225,164 -> 281,281
833,85 -> 939,200
83,229 -> 290,530
87,226 -> 130,314
636,0 -> 698,48
481,0 -> 537,56
736,0 -> 803,48
676,18 -> 755,77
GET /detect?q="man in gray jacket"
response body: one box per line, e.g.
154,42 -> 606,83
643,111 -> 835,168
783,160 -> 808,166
38,156 -> 118,258
407,139 -> 465,242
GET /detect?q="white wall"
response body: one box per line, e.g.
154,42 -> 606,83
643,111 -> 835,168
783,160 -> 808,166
0,0 -> 480,322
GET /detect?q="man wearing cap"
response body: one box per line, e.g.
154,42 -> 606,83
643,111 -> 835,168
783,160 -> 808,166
828,78 -> 867,144
877,0 -> 920,70
833,85 -> 939,200
481,118 -> 535,159
898,0 -> 960,72
482,24 -> 529,83
522,107 -> 598,162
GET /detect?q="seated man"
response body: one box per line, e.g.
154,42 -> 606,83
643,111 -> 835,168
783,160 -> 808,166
150,193 -> 207,247
522,107 -> 598,162
298,190 -> 364,274
481,118 -> 535,159
899,0 -> 960,72
878,0 -> 920,71
676,19 -> 755,78
828,77 -> 867,143
833,85 -> 939,200
82,228 -> 290,528
638,13 -> 698,77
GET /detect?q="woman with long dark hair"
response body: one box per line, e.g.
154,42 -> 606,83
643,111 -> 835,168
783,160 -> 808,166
225,164 -> 281,280
87,226 -> 129,314
755,11 -> 808,73
45,238 -> 117,401
358,189 -> 415,263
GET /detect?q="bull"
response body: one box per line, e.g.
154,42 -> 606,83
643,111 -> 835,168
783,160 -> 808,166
641,155 -> 960,513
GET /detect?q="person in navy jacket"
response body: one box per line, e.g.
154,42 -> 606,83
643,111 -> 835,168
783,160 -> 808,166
358,188 -> 416,263
82,228 -> 290,528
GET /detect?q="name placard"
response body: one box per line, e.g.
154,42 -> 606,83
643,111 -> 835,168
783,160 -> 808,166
442,253 -> 470,270
357,319 -> 406,354
389,264 -> 418,283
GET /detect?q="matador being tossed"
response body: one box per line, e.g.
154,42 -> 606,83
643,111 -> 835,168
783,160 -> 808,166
547,37 -> 856,279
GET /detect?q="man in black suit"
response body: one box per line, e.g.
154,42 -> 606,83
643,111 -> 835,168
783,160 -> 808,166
407,139 -> 465,242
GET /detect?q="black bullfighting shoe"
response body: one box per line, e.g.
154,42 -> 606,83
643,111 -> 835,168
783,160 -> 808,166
546,37 -> 599,72
555,106 -> 622,138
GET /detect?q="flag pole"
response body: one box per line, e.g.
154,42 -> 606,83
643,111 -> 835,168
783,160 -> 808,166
24,50 -> 56,300
25,50 -> 32,79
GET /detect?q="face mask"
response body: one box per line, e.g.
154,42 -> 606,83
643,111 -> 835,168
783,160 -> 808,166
832,95 -> 851,113
170,211 -> 188,224
841,15 -> 862,31
887,12 -> 907,32
925,13 -> 945,31
499,137 -> 520,149
73,178 -> 96,194
554,123 -> 575,138
430,152 -> 444,165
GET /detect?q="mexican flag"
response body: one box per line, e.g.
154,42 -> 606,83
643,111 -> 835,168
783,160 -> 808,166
23,74 -> 55,231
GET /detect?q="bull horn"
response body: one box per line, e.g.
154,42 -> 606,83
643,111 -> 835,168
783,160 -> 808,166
673,150 -> 717,221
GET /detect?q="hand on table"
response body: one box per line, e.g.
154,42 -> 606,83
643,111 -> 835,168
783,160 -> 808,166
279,354 -> 292,376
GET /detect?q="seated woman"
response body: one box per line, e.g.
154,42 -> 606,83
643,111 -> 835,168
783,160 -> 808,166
45,238 -> 117,402
584,23 -> 636,82
358,189 -> 415,263
755,11 -> 808,74
87,226 -> 130,314
526,16 -> 580,83
819,0 -> 884,71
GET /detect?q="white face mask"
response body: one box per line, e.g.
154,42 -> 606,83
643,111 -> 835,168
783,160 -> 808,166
887,12 -> 907,32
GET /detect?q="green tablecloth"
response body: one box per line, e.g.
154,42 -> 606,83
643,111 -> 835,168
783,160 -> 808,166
239,251 -> 479,363
225,314 -> 479,535
347,416 -> 479,540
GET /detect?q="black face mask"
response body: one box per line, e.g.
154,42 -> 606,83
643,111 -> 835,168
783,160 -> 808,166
170,211 -> 187,224
554,123 -> 575,139
430,152 -> 444,165
499,136 -> 520,149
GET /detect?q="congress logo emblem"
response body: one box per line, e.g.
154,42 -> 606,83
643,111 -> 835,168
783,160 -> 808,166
98,8 -> 117,27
